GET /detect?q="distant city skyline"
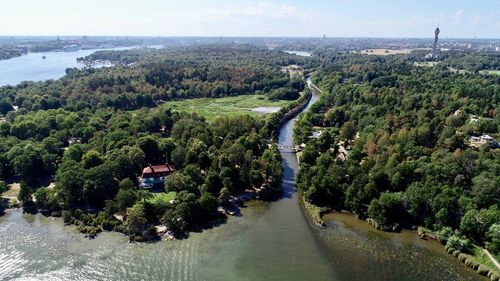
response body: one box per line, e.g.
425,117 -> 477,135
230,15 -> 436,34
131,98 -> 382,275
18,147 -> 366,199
1,0 -> 499,38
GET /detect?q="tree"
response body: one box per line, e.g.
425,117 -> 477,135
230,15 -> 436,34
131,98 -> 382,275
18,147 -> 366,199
18,182 -> 33,205
164,172 -> 196,193
185,138 -> 208,165
159,138 -> 176,163
197,192 -> 218,220
173,191 -> 197,225
446,235 -> 472,253
8,143 -> 47,184
340,121 -> 356,141
124,202 -> 147,233
404,183 -> 429,223
63,144 -> 84,162
0,182 -> 7,194
486,224 -> 500,255
114,188 -> 138,212
127,146 -> 145,171
137,136 -> 161,164
367,192 -> 404,226
119,178 -> 136,190
471,172 -> 500,208
34,188 -> 57,210
82,163 -> 119,207
317,130 -> 334,152
218,187 -> 231,204
0,98 -> 13,115
460,206 -> 500,244
163,208 -> 184,235
55,160 -> 85,208
82,150 -> 104,169
171,146 -> 186,168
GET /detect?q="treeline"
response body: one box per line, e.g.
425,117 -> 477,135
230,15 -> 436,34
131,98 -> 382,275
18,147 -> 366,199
0,46 -> 27,60
0,45 -> 308,114
442,53 -> 500,73
296,52 -> 499,255
262,85 -> 312,140
0,45 -> 303,239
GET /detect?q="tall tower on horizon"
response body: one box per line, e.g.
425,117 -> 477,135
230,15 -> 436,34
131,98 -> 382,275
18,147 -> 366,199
432,26 -> 440,58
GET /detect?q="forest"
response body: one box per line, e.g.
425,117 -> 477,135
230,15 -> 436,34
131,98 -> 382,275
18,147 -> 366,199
0,45 -> 308,114
295,51 -> 500,256
0,45 -> 306,240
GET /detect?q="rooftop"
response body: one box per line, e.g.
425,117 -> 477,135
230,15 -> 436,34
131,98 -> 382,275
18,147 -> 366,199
142,164 -> 175,178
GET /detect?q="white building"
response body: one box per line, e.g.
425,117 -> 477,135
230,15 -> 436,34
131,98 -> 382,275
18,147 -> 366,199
470,135 -> 498,148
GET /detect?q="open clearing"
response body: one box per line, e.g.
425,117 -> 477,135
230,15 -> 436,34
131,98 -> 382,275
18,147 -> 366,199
148,191 -> 177,204
162,95 -> 292,122
358,48 -> 430,56
414,61 -> 439,68
1,183 -> 20,203
480,70 -> 500,76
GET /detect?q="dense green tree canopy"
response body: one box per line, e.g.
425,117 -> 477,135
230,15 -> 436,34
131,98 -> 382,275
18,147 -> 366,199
296,51 -> 500,252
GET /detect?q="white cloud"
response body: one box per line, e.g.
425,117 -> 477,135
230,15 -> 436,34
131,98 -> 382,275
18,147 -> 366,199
199,2 -> 305,21
405,13 -> 444,26
452,9 -> 464,25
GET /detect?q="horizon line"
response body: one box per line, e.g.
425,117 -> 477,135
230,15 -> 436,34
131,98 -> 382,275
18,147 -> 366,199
1,35 -> 500,40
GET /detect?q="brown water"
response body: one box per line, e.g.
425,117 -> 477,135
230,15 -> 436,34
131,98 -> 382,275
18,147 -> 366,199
318,212 -> 485,281
0,78 -> 484,281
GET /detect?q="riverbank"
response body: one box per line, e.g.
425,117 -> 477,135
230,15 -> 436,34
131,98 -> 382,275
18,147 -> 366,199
444,244 -> 500,280
295,79 -> 327,227
301,200 -> 499,280
294,78 -> 497,280
263,85 -> 312,140
418,226 -> 500,280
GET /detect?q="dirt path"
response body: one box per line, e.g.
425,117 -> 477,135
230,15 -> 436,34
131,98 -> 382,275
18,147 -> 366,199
483,248 -> 500,271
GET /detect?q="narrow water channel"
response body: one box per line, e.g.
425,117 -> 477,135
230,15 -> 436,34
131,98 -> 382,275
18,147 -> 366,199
0,78 -> 485,281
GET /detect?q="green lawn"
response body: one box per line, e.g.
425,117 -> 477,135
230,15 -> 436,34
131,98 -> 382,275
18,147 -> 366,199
148,191 -> 177,204
161,95 -> 292,122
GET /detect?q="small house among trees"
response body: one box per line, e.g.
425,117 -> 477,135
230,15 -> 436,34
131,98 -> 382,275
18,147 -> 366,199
140,164 -> 175,189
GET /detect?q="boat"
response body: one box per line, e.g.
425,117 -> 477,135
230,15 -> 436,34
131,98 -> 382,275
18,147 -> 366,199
42,56 -> 46,59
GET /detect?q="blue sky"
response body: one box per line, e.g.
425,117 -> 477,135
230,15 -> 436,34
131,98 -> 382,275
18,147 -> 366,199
1,0 -> 499,38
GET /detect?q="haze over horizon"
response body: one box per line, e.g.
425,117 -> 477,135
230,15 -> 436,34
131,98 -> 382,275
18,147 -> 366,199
0,0 -> 499,39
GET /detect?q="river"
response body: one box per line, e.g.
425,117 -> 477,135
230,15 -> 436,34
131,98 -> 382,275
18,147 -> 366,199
0,52 -> 485,281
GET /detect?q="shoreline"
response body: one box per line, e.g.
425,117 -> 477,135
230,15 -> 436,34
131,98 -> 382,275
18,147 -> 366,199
294,81 -> 499,281
0,76 -> 313,243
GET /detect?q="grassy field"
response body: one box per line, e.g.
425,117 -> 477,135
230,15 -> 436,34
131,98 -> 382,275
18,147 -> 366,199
480,70 -> 500,76
357,48 -> 426,56
414,61 -> 439,68
161,95 -> 292,122
147,191 -> 177,204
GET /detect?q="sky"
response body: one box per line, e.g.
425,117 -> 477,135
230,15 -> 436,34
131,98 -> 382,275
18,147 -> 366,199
1,0 -> 499,38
